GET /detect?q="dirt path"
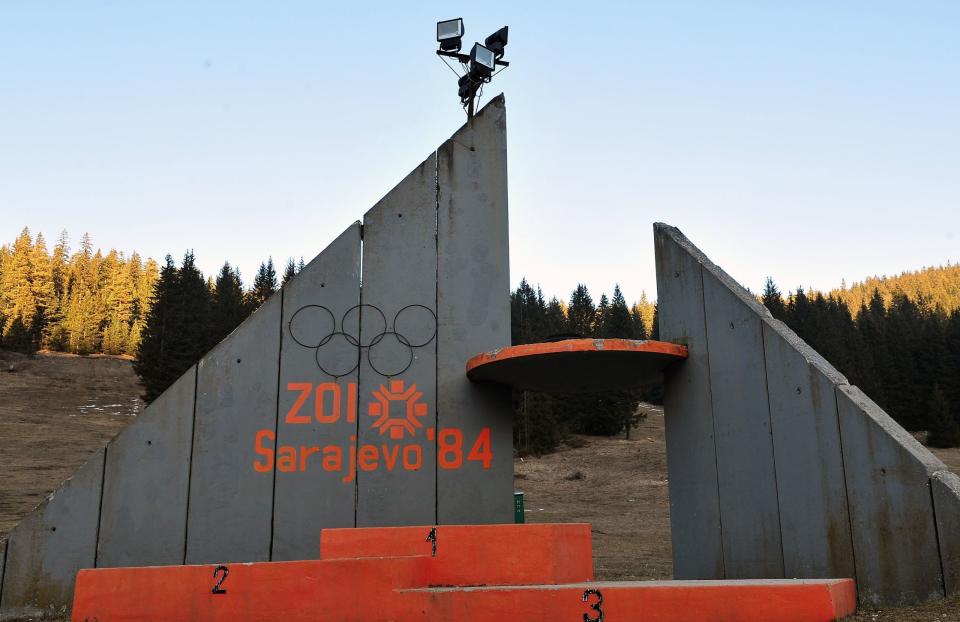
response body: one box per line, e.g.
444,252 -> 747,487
0,350 -> 143,537
514,404 -> 673,581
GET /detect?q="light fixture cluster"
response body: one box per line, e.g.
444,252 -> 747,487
436,19 -> 509,118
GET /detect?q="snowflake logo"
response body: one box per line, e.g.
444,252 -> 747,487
367,380 -> 428,439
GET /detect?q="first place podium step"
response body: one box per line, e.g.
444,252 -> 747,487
71,523 -> 855,622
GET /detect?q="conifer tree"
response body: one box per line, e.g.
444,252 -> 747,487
927,385 -> 960,448
594,293 -> 610,338
567,284 -> 594,337
29,233 -> 55,348
606,285 -> 633,338
135,256 -> 178,402
62,233 -> 101,353
171,250 -> 212,368
650,304 -> 659,340
630,304 -> 649,340
282,258 -> 297,285
0,244 -> 8,344
761,277 -> 786,320
1,228 -> 39,351
511,279 -> 544,344
251,258 -> 278,307
945,311 -> 960,425
44,231 -> 71,349
543,297 -> 566,337
210,262 -> 248,347
101,250 -> 134,355
128,256 -> 158,355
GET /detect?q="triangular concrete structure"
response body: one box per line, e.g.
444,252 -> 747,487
0,96 -> 512,619
655,222 -> 960,606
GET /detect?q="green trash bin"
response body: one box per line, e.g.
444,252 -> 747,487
514,491 -> 525,524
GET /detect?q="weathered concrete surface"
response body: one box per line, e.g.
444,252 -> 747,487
0,538 -> 6,607
1,100 -> 517,618
653,227 -> 725,579
356,151 -> 439,527
762,321 -> 855,580
701,269 -> 784,579
436,95 -> 513,524
186,294 -> 282,564
836,384 -> 945,605
97,367 -> 196,568
655,223 -> 955,606
932,470 -> 960,597
273,223 -> 362,560
0,449 -> 104,619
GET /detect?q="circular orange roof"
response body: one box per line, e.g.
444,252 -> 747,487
466,338 -> 688,393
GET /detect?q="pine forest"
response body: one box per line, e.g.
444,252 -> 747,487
2,226 -> 959,449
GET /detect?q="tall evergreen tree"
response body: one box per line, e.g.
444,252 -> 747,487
1,228 -> 38,351
543,297 -> 567,337
606,285 -> 633,338
282,257 -> 297,285
171,250 -> 212,368
761,277 -> 786,320
134,251 -> 210,402
511,279 -> 545,344
594,293 -> 610,338
135,255 -> 178,402
567,284 -> 594,337
927,385 -> 960,448
251,257 -> 278,307
44,231 -> 71,349
210,262 -> 248,347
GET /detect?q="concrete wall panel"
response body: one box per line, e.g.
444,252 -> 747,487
272,223 -> 362,560
652,225 -> 725,579
932,470 -> 960,597
762,321 -> 855,579
0,449 -> 104,619
356,153 -> 438,527
836,384 -> 944,605
97,366 -> 196,568
701,269 -> 784,579
186,295 -> 282,564
0,538 -> 7,607
436,95 -> 513,524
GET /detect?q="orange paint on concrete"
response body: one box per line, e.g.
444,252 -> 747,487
72,524 -> 855,621
401,579 -> 857,622
320,523 -> 593,585
465,338 -> 688,376
72,556 -> 434,622
73,563 -> 855,622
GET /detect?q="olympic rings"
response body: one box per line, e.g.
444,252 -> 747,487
287,303 -> 436,378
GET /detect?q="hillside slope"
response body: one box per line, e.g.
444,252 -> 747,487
0,350 -> 142,536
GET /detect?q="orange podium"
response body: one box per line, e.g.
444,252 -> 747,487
72,522 -> 856,622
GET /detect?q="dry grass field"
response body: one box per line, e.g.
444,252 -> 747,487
0,350 -> 141,537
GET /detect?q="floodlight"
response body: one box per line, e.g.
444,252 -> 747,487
458,74 -> 474,103
469,43 -> 496,79
484,26 -> 508,59
437,18 -> 464,51
434,19 -> 510,119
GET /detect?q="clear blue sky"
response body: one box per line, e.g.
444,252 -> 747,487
2,2 -> 958,304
